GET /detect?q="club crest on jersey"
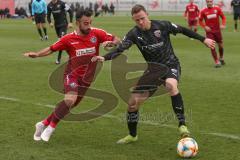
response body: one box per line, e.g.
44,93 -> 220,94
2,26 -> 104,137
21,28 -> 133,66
57,4 -> 61,8
214,10 -> 217,13
69,82 -> 77,89
90,36 -> 97,43
154,30 -> 161,38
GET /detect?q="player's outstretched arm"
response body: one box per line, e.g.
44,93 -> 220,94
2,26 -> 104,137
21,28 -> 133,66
91,48 -> 123,62
24,47 -> 53,58
92,34 -> 132,62
173,24 -> 215,49
178,25 -> 206,41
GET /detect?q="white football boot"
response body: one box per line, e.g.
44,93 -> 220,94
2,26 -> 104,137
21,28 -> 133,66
33,122 -> 46,141
41,126 -> 55,142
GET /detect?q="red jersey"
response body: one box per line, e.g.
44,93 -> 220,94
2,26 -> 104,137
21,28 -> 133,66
199,6 -> 226,32
50,28 -> 114,78
184,3 -> 199,20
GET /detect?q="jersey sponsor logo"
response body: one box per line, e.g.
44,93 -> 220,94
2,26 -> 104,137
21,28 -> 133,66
142,42 -> 164,50
189,9 -> 195,12
90,36 -> 97,43
154,30 -> 161,38
207,14 -> 217,19
52,10 -> 61,13
76,47 -> 96,56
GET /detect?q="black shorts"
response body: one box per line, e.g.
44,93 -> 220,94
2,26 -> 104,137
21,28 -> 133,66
55,25 -> 68,38
132,63 -> 181,96
234,12 -> 240,20
34,13 -> 46,24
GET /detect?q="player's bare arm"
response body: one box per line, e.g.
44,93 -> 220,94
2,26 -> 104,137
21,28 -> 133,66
24,47 -> 53,58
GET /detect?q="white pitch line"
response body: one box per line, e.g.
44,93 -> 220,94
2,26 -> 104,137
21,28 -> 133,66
0,95 -> 240,141
34,102 -> 55,108
203,132 -> 240,140
0,96 -> 20,102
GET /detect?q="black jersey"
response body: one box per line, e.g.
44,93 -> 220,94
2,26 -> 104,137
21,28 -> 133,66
47,0 -> 73,27
104,20 -> 205,66
231,0 -> 240,14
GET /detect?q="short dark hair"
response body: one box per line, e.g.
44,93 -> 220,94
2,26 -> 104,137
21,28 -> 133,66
131,4 -> 147,15
75,9 -> 93,20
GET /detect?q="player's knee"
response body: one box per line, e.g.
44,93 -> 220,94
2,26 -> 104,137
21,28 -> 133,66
128,105 -> 138,112
168,86 -> 179,95
64,99 -> 75,107
64,94 -> 78,107
165,80 -> 179,95
128,99 -> 138,111
128,96 -> 146,112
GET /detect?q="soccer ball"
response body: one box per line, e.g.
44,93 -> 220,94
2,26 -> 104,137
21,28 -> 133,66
177,137 -> 198,158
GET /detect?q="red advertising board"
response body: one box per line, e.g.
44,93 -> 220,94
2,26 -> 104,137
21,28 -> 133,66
0,0 -> 15,15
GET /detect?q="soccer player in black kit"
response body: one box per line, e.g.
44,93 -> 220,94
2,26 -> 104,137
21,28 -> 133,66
92,4 -> 216,144
47,0 -> 73,64
231,0 -> 240,32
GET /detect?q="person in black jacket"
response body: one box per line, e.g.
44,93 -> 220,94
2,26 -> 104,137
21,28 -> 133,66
231,0 -> 240,32
47,0 -> 73,64
92,4 -> 216,144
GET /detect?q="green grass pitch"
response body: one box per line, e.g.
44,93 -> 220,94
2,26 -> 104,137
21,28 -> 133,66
0,14 -> 240,160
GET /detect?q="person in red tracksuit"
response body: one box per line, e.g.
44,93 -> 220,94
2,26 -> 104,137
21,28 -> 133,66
184,0 -> 200,32
199,0 -> 226,68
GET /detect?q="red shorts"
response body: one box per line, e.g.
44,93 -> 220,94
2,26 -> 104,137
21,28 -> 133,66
206,31 -> 222,43
64,74 -> 90,96
188,19 -> 197,26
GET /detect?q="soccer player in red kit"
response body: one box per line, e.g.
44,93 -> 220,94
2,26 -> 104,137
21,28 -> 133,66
24,9 -> 120,142
199,0 -> 226,67
184,0 -> 199,32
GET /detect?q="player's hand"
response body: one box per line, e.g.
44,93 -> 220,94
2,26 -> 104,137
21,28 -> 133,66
68,23 -> 73,28
204,26 -> 211,32
220,25 -> 226,29
102,41 -> 117,48
50,23 -> 54,28
91,56 -> 105,62
184,17 -> 187,21
23,52 -> 39,58
203,38 -> 215,50
102,41 -> 118,51
195,17 -> 199,21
